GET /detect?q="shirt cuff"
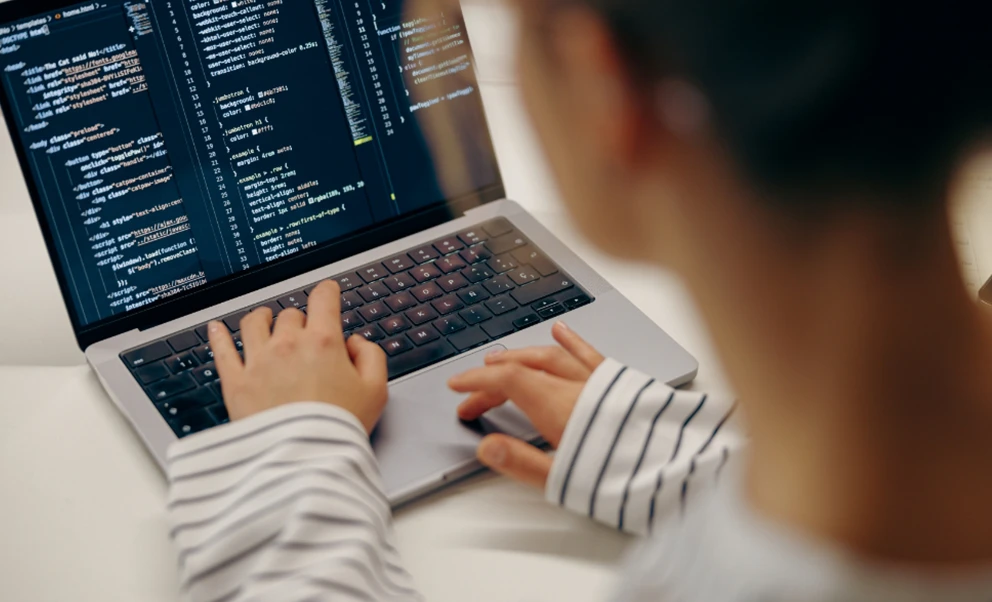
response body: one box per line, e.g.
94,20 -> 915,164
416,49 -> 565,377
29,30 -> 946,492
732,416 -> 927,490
545,358 -> 628,508
166,402 -> 370,467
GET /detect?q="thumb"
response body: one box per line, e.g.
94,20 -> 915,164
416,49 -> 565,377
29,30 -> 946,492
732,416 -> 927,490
347,335 -> 388,384
477,434 -> 552,489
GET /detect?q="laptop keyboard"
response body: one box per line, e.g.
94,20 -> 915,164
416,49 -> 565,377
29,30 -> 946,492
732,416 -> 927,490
120,218 -> 594,438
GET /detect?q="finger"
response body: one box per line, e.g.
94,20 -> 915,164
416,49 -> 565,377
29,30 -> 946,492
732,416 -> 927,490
485,345 -> 590,381
449,363 -> 572,423
477,434 -> 553,489
305,280 -> 344,341
273,307 -> 306,336
347,335 -> 388,385
457,390 -> 507,421
240,307 -> 273,362
207,321 -> 243,382
552,321 -> 605,370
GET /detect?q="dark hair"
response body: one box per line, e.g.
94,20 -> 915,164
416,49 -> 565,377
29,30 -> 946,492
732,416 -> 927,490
581,1 -> 992,208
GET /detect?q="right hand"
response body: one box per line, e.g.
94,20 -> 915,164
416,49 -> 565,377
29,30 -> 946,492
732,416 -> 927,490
448,322 -> 605,489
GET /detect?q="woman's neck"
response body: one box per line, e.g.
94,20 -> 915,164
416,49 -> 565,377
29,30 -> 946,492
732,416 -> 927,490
685,205 -> 992,565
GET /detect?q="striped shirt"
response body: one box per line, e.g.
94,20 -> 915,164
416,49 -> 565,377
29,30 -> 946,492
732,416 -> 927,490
166,359 -> 992,601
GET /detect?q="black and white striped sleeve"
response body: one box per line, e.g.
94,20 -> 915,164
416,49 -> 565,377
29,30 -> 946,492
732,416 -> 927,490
546,358 -> 746,536
165,402 -> 422,602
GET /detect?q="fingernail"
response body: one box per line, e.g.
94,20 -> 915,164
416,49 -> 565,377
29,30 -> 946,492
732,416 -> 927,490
486,348 -> 505,359
208,322 -> 221,334
555,321 -> 570,332
479,439 -> 507,467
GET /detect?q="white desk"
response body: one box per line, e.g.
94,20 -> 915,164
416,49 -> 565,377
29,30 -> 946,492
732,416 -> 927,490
0,4 -> 727,601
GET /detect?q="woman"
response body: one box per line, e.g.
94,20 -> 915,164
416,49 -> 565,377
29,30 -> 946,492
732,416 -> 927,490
166,0 -> 992,600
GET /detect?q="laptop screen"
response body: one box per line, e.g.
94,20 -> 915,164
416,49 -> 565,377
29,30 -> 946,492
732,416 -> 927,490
0,0 -> 501,329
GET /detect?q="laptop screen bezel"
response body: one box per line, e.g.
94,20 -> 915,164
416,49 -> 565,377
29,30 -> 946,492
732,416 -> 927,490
0,0 -> 506,351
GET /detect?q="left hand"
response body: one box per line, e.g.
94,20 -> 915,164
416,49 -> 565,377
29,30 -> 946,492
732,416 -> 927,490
208,280 -> 389,433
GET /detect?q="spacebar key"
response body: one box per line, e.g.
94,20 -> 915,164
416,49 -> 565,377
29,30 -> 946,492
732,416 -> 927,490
387,340 -> 457,380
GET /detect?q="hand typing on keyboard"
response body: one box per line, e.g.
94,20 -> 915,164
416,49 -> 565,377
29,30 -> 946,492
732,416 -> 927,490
208,280 -> 389,433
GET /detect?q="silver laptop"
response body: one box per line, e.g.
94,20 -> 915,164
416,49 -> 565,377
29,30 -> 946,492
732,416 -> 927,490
0,0 -> 697,505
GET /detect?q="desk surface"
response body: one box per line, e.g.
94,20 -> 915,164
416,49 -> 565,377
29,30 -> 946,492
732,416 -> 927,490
0,2 -> 988,601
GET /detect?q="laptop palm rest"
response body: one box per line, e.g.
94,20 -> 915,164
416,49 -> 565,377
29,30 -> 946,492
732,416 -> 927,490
372,344 -> 539,502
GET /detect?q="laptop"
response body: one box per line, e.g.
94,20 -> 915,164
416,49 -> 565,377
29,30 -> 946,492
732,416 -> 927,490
0,0 -> 697,505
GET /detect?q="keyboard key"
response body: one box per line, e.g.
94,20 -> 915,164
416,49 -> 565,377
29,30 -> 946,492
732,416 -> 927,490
486,296 -> 518,316
207,404 -> 230,424
195,325 -> 210,342
387,340 -> 457,380
434,237 -> 464,255
381,315 -> 412,336
412,282 -> 443,303
531,298 -> 559,312
159,388 -> 216,417
486,232 -> 527,256
483,276 -> 516,295
358,281 -> 391,303
538,304 -> 567,319
489,254 -> 519,274
192,363 -> 220,385
460,306 -> 493,325
193,344 -> 214,364
207,382 -> 223,402
381,336 -> 414,357
358,300 -> 391,322
124,341 -> 172,367
481,315 -> 519,339
462,265 -> 495,283
166,351 -> 199,374
483,218 -> 514,237
359,263 -> 389,283
384,291 -> 417,313
168,332 -> 200,353
458,228 -> 488,246
354,325 -> 386,342
223,311 -> 250,332
512,246 -> 559,277
410,263 -> 442,283
449,326 -> 491,352
508,266 -> 540,286
146,373 -> 197,401
408,325 -> 441,346
563,294 -> 593,309
434,315 -> 467,335
385,254 -> 416,273
341,290 -> 364,311
135,362 -> 170,385
334,273 -> 364,291
460,245 -> 492,265
231,333 -> 245,353
279,292 -> 307,310
436,255 -> 467,274
384,274 -> 416,293
406,305 -> 439,325
169,408 -> 216,438
410,245 -> 439,264
513,314 -> 542,330
438,273 -> 469,292
341,310 -> 364,331
511,276 -> 575,306
432,295 -> 465,315
458,285 -> 490,306
258,301 -> 283,317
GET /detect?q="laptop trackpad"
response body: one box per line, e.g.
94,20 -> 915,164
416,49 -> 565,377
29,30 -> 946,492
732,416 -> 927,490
372,345 -> 540,498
